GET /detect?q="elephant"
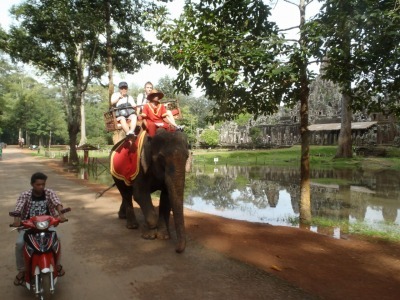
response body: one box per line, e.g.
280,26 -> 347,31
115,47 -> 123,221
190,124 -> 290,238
110,129 -> 189,253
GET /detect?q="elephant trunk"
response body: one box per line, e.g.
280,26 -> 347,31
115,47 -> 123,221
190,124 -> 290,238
165,163 -> 186,253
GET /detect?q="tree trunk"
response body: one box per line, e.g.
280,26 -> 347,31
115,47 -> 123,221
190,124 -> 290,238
68,126 -> 79,163
298,0 -> 311,223
67,40 -> 86,164
78,92 -> 87,146
64,85 -> 82,165
335,92 -> 353,158
335,12 -> 353,159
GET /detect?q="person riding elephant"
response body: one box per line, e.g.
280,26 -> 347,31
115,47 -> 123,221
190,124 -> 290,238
110,128 -> 189,253
141,89 -> 184,137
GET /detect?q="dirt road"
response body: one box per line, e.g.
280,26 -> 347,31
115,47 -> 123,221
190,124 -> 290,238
0,146 -> 314,300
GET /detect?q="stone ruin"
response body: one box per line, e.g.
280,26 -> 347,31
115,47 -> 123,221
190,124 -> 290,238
217,77 -> 399,148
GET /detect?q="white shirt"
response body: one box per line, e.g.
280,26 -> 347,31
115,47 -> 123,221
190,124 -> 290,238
136,93 -> 148,107
111,92 -> 136,107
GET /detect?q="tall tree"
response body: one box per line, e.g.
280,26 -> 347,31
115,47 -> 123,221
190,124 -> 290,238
308,0 -> 400,157
3,0 -> 155,163
0,61 -> 67,145
296,0 -> 312,222
154,0 -> 291,121
154,0 -> 316,222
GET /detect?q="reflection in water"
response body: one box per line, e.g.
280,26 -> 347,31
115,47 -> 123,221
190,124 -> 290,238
72,162 -> 400,238
184,165 -> 400,237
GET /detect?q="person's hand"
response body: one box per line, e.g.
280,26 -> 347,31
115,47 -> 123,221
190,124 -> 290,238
12,217 -> 21,227
59,214 -> 68,223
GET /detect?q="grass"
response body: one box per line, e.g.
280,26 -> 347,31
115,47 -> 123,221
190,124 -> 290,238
193,145 -> 400,171
310,217 -> 400,242
284,216 -> 400,242
35,144 -> 400,171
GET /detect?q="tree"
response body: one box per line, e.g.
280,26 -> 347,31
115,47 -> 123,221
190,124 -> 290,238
295,0 -> 313,223
154,0 -> 292,122
249,126 -> 263,147
155,0 -> 316,222
308,0 -> 400,157
83,84 -> 112,147
200,128 -> 220,148
0,58 -> 68,145
3,0 -> 156,163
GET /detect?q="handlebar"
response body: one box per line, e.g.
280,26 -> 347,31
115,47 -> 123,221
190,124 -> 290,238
9,207 -> 71,227
60,207 -> 71,214
9,211 -> 21,218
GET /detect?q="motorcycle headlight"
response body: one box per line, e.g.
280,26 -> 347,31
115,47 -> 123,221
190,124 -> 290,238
34,220 -> 50,230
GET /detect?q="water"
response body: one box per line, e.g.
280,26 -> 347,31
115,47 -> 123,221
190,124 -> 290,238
74,163 -> 400,238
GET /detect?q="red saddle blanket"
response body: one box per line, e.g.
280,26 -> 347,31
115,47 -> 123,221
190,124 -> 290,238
110,131 -> 146,185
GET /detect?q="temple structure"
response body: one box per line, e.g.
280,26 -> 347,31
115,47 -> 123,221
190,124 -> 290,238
217,77 -> 399,148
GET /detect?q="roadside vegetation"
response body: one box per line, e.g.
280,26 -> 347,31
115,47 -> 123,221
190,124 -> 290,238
32,144 -> 400,171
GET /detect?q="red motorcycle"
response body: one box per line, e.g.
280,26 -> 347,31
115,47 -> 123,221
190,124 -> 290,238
9,208 -> 70,299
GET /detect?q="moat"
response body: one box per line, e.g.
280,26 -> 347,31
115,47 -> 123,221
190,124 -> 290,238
72,162 -> 400,239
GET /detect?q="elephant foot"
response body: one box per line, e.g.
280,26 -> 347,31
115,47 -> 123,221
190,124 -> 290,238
126,221 -> 139,229
175,240 -> 186,253
126,207 -> 139,229
118,212 -> 126,219
156,229 -> 170,240
141,227 -> 157,240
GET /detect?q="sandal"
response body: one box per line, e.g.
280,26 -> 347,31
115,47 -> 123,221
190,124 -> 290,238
56,265 -> 65,277
14,271 -> 25,286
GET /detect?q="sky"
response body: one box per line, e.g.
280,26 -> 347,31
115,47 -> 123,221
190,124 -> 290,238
0,0 -> 321,94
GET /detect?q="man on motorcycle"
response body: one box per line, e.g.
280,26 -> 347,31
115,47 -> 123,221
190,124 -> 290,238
12,172 -> 67,286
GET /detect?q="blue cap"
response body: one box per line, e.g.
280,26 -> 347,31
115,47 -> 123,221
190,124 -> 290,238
118,82 -> 128,88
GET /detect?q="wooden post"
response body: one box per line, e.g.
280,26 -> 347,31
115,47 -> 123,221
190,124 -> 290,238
84,150 -> 89,164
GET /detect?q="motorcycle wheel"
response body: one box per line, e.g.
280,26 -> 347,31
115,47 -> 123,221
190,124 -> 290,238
40,273 -> 53,300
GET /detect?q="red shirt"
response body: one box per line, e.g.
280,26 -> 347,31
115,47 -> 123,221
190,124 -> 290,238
141,102 -> 168,123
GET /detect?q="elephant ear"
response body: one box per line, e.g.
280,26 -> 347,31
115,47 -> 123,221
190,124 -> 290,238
140,137 -> 153,174
140,152 -> 149,174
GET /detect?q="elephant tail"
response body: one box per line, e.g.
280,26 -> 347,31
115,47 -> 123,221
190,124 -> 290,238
95,183 -> 116,199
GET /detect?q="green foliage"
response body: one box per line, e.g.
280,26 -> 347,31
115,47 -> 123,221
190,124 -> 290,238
192,145 -> 400,170
234,113 -> 252,126
307,0 -> 400,115
154,0 -> 294,122
200,128 -> 219,147
2,0 -> 164,162
157,75 -> 178,99
5,0 -> 156,79
83,84 -> 112,147
0,57 -> 67,144
249,126 -> 262,146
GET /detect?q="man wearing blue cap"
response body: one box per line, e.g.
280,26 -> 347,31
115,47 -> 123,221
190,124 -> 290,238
111,81 -> 138,136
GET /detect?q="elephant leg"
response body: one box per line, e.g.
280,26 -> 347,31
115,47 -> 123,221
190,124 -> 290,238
118,201 -> 126,219
156,191 -> 171,240
126,205 -> 139,229
114,177 -> 139,229
134,190 -> 158,240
